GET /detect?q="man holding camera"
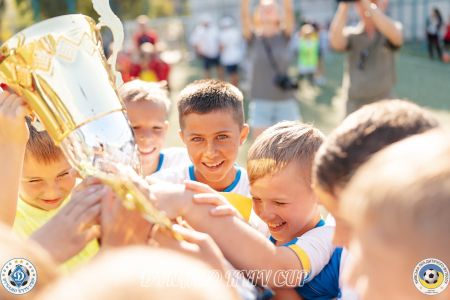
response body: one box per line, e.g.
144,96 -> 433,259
330,0 -> 403,115
242,0 -> 299,138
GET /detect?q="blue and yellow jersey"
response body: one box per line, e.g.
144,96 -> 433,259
269,220 -> 337,298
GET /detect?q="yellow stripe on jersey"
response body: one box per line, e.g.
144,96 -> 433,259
288,244 -> 312,276
220,192 -> 253,222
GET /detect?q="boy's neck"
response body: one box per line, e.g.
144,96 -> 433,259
298,212 -> 322,236
278,209 -> 322,245
194,166 -> 238,192
142,153 -> 161,177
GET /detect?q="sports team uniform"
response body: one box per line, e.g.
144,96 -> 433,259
153,147 -> 191,174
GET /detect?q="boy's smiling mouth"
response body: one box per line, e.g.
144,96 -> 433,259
139,147 -> 157,156
268,221 -> 287,232
40,198 -> 63,206
202,160 -> 225,170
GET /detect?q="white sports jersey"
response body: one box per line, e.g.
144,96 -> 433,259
150,164 -> 269,235
155,147 -> 191,173
150,164 -> 250,196
269,222 -> 335,283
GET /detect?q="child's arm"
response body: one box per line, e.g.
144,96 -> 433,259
0,91 -> 30,226
150,182 -> 334,288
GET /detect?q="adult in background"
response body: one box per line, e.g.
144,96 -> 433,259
329,0 -> 403,115
134,15 -> 159,48
219,16 -> 244,87
190,16 -> 223,80
426,7 -> 443,60
242,0 -> 299,139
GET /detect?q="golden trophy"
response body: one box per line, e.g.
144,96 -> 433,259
0,2 -> 177,238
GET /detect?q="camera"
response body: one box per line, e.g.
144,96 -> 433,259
273,74 -> 298,91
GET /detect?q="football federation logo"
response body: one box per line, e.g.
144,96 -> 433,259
1,258 -> 37,295
413,258 -> 449,295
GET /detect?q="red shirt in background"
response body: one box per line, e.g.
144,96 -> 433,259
130,58 -> 170,83
444,24 -> 450,42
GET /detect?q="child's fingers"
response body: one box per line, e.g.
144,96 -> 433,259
74,176 -> 103,192
172,224 -> 209,244
209,205 -> 238,217
82,225 -> 101,245
11,96 -> 32,116
100,188 -> 118,214
77,202 -> 101,228
15,102 -> 32,118
192,193 -> 226,206
0,93 -> 19,114
69,186 -> 109,219
184,180 -> 216,193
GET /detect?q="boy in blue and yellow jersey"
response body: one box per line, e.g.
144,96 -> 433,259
150,79 -> 258,223
152,121 -> 336,299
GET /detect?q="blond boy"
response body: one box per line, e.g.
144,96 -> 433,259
119,80 -> 190,177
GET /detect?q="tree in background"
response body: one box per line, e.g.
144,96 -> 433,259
9,0 -> 190,35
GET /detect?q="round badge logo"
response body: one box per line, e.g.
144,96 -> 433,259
413,258 -> 449,295
1,258 -> 37,295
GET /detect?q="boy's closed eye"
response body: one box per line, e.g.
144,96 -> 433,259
27,178 -> 43,184
57,171 -> 70,179
274,201 -> 288,206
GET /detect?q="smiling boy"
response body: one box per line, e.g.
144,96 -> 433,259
120,80 -> 190,177
150,79 -> 250,195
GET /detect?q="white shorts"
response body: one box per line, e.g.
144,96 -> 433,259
248,98 -> 301,128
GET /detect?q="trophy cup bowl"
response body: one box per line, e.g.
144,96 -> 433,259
0,14 -> 176,236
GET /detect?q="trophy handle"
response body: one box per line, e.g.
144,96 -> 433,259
92,0 -> 124,88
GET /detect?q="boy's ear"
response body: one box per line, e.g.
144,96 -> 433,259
178,129 -> 186,144
239,124 -> 250,145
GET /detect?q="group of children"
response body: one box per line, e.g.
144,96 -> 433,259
0,77 -> 449,300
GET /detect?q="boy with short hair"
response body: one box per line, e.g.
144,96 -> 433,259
153,121 -> 336,298
0,91 -> 104,271
341,130 -> 450,300
119,80 -> 190,177
313,99 -> 439,247
151,79 -> 250,195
